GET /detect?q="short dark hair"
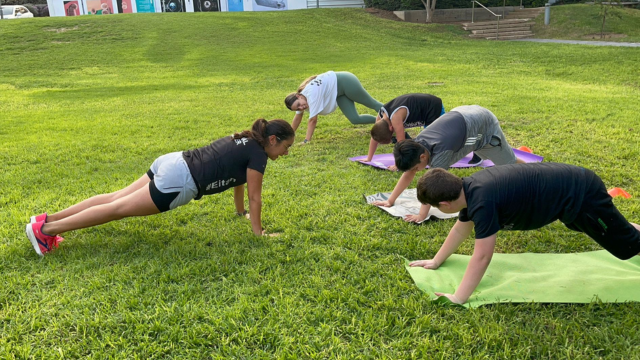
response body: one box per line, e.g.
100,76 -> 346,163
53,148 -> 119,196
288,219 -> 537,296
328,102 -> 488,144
371,121 -> 393,144
417,168 -> 463,206
393,140 -> 428,172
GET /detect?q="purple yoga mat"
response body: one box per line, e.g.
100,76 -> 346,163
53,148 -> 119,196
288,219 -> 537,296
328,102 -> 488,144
349,149 -> 543,171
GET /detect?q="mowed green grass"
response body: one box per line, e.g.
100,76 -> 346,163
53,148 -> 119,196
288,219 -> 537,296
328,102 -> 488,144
533,4 -> 640,42
1,8 -> 640,358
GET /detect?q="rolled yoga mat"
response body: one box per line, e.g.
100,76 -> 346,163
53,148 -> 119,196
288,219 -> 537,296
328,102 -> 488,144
404,250 -> 640,308
350,148 -> 543,171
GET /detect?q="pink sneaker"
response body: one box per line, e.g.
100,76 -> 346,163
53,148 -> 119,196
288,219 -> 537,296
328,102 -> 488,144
29,214 -> 65,244
30,213 -> 47,224
25,221 -> 62,256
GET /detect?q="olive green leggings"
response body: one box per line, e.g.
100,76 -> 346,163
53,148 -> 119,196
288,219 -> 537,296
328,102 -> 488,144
335,72 -> 383,125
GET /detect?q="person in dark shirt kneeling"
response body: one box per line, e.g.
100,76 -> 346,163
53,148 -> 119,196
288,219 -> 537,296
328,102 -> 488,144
25,119 -> 295,256
409,163 -> 640,305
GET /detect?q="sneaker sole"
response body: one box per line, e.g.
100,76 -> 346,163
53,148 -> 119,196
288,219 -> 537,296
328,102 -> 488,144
25,224 -> 44,257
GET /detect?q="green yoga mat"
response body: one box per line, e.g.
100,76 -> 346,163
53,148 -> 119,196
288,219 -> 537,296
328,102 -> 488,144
404,250 -> 640,308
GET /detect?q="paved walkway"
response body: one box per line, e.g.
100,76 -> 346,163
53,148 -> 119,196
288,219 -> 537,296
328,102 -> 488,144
511,39 -> 640,47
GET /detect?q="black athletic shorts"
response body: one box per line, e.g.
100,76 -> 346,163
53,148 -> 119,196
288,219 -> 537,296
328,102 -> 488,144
563,170 -> 640,260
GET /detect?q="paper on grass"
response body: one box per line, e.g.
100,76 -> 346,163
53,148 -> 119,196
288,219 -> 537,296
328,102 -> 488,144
365,189 -> 458,224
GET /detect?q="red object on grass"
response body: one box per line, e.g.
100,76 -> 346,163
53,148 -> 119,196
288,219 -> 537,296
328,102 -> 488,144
517,146 -> 533,154
608,188 -> 632,199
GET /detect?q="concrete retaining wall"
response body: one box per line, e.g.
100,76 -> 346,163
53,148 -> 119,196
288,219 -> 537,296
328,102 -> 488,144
394,7 -> 518,23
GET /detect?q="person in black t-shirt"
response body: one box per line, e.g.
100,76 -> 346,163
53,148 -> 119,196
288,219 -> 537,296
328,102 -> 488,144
25,119 -> 295,257
408,164 -> 640,305
363,94 -> 444,165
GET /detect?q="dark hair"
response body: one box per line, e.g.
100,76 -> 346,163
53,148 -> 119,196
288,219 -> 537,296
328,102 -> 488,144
284,93 -> 297,111
393,140 -> 429,172
233,119 -> 295,148
284,75 -> 317,110
416,168 -> 463,206
371,120 -> 393,144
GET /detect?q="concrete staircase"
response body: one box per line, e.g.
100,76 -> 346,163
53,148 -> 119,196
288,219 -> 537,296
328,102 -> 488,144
462,7 -> 544,40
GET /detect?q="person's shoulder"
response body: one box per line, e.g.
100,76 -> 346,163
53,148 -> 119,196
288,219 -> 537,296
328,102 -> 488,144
248,138 -> 268,154
210,135 -> 233,147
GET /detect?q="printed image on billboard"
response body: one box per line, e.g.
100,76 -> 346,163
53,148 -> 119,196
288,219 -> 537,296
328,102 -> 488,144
253,0 -> 286,11
161,0 -> 185,12
86,0 -> 114,14
194,0 -> 219,11
135,0 -> 155,12
64,0 -> 80,16
116,0 -> 133,13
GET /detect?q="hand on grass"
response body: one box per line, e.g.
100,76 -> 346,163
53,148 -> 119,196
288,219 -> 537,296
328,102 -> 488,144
409,259 -> 440,269
435,292 -> 464,304
404,214 -> 426,223
371,200 -> 394,207
388,165 -> 398,171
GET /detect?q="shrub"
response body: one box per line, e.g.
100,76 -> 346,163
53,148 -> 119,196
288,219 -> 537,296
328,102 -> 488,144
36,4 -> 49,16
1,0 -> 47,5
22,3 -> 39,16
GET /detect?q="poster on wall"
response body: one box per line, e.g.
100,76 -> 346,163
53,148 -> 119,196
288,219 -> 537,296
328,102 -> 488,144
64,0 -> 80,15
194,0 -> 219,11
116,0 -> 133,13
86,0 -> 114,14
227,0 -> 242,11
161,0 -> 185,12
253,0 -> 286,10
135,0 -> 155,12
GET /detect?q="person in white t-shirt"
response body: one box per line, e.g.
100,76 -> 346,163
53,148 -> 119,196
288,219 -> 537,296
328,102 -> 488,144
284,71 -> 383,144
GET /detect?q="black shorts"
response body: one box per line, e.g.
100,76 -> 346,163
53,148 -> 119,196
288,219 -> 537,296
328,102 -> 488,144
563,172 -> 640,260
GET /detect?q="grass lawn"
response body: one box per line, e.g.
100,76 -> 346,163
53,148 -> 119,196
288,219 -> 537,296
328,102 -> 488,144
1,8 -> 640,358
532,4 -> 640,42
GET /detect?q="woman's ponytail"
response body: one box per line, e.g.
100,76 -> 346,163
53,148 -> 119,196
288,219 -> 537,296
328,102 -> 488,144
297,75 -> 317,93
233,119 -> 294,148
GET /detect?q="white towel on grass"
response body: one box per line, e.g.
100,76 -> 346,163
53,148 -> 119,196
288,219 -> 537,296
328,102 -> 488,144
365,189 -> 458,224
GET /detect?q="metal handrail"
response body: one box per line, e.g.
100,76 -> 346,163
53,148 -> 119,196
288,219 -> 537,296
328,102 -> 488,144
471,1 -> 503,40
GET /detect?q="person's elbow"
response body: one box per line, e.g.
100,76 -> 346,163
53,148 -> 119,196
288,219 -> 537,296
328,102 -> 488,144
471,250 -> 493,266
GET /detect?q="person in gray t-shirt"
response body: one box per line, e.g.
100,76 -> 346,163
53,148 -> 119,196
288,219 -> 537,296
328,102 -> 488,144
371,105 -> 524,223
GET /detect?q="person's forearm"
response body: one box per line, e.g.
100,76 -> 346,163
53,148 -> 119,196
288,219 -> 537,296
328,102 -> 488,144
388,170 -> 416,204
233,185 -> 245,213
305,116 -> 318,142
433,221 -> 472,265
366,138 -> 378,161
249,198 -> 262,235
292,113 -> 303,132
418,203 -> 431,219
454,252 -> 493,303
